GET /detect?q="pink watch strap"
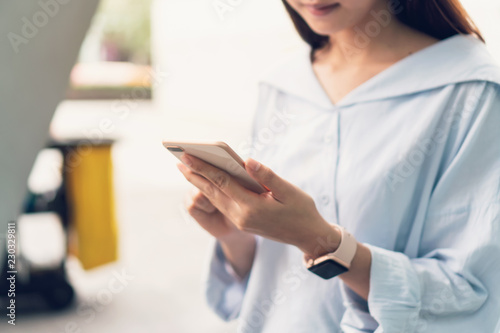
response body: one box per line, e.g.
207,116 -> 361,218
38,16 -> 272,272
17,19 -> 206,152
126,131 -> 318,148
306,225 -> 358,269
330,226 -> 357,268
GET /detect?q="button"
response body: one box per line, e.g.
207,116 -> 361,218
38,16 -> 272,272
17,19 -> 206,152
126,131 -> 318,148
321,195 -> 330,205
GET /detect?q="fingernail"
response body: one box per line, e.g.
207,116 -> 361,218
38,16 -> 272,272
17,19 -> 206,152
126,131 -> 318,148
246,158 -> 261,172
177,163 -> 188,172
181,154 -> 192,167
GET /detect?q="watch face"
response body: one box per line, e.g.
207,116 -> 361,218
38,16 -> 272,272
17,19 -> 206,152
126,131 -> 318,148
308,259 -> 348,279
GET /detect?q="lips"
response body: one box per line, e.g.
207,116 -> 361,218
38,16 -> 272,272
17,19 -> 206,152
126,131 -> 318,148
304,2 -> 340,16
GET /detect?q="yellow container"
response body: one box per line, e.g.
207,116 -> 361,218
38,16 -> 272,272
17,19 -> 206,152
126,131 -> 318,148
64,143 -> 118,270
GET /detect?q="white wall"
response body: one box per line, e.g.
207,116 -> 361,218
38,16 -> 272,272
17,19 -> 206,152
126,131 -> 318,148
461,0 -> 500,61
151,0 -> 304,148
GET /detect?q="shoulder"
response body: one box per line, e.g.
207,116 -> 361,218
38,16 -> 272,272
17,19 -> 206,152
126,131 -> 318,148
442,35 -> 500,86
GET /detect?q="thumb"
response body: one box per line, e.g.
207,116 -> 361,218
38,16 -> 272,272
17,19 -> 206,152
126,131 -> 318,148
245,158 -> 293,202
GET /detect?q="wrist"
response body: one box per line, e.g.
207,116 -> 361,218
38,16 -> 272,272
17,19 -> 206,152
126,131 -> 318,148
299,223 -> 341,260
217,229 -> 254,247
217,231 -> 256,280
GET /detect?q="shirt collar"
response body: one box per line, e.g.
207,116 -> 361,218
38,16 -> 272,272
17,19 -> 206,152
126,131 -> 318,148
259,34 -> 500,109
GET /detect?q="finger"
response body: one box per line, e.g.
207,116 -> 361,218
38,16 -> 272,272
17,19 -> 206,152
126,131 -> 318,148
192,190 -> 217,213
186,205 -> 234,238
180,154 -> 260,204
245,158 -> 293,202
186,186 -> 217,213
187,204 -> 216,226
178,163 -> 236,217
187,205 -> 211,221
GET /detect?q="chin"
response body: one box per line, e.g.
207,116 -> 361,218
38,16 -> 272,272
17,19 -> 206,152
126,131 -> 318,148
307,22 -> 344,37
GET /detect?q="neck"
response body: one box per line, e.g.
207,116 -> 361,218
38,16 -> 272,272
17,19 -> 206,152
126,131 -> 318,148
319,5 -> 414,67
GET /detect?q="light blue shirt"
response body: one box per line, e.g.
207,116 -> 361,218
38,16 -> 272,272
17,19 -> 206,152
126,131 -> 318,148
203,34 -> 500,333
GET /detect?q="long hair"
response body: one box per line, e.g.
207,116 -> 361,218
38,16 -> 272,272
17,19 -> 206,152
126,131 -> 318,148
282,0 -> 484,60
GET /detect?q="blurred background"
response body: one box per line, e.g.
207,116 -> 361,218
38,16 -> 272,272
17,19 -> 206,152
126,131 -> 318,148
0,0 -> 499,332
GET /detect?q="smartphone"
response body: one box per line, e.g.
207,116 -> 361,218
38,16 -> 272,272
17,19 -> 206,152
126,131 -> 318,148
163,141 -> 268,194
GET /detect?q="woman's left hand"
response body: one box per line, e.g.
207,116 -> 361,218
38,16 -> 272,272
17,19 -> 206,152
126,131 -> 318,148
177,154 -> 340,258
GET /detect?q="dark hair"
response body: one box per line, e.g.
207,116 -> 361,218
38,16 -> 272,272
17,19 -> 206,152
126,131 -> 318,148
282,0 -> 484,60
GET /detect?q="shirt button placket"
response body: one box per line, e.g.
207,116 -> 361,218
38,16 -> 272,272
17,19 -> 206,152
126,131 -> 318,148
320,110 -> 339,224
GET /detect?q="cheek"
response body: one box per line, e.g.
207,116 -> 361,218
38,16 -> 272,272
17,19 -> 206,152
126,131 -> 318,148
336,0 -> 380,24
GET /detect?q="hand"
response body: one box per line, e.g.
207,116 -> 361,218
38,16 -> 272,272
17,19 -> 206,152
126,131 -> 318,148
183,186 -> 256,279
184,187 -> 240,240
177,154 -> 341,258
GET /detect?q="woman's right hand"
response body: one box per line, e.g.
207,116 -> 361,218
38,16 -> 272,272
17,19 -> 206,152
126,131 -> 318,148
185,187 -> 257,279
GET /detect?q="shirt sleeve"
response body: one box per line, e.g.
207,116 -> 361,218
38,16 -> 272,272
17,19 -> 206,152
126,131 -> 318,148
365,81 -> 500,332
203,239 -> 250,321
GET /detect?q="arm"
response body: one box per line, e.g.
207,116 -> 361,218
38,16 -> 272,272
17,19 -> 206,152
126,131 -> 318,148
184,188 -> 256,320
179,82 -> 500,330
362,82 -> 500,332
178,143 -> 498,331
218,230 -> 256,279
204,237 -> 255,321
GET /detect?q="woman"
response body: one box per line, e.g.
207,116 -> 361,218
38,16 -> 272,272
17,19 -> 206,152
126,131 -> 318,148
176,0 -> 500,332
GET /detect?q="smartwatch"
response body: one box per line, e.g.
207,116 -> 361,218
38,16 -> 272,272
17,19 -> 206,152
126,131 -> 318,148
304,225 -> 357,279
